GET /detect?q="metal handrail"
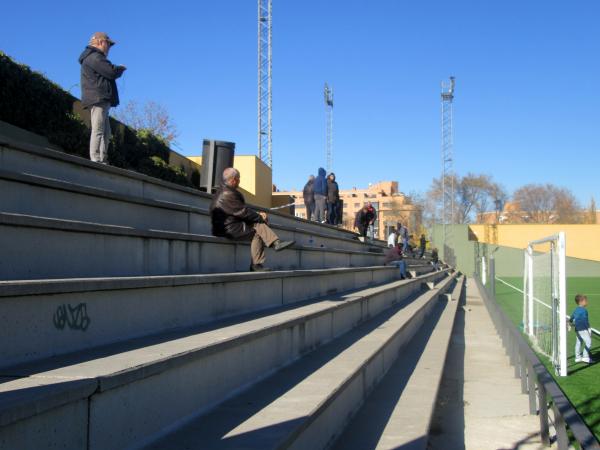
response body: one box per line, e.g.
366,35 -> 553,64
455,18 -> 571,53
474,275 -> 600,450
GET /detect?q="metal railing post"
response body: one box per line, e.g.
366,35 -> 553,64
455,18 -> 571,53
552,402 -> 569,450
527,362 -> 537,415
519,352 -> 528,394
538,383 -> 550,446
489,255 -> 496,298
513,338 -> 520,378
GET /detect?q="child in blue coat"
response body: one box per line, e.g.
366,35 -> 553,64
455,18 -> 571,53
569,294 -> 593,364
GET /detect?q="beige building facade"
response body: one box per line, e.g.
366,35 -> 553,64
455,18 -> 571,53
274,181 -> 421,241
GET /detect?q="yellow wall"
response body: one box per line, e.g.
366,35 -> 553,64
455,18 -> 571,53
187,155 -> 273,208
168,151 -> 200,182
469,224 -> 600,262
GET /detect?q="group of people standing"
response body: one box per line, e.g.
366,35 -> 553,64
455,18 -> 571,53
303,168 -> 341,225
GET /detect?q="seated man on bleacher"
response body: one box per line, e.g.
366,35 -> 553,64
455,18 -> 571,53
384,243 -> 408,280
210,167 -> 294,272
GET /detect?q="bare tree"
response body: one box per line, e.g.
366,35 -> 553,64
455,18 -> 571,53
113,100 -> 178,144
425,173 -> 506,224
553,187 -> 582,223
586,197 -> 597,224
512,184 -> 581,223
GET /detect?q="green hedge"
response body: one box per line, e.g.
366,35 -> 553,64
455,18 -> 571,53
0,51 -> 89,157
0,51 -> 195,189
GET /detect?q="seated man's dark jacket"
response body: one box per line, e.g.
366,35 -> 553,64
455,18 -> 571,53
210,184 -> 265,239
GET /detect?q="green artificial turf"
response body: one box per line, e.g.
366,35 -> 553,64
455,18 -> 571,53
494,276 -> 600,442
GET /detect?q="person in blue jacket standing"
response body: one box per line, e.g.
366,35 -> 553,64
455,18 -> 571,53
313,168 -> 328,223
569,294 -> 593,364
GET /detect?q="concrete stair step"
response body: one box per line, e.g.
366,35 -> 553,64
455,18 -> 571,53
144,274 -> 458,450
0,135 -> 379,245
0,266 -> 426,368
332,275 -> 465,450
0,271 -> 451,450
0,212 -> 385,280
0,168 -> 384,253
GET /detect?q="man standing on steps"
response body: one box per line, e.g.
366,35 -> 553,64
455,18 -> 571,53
398,222 -> 409,254
313,167 -> 328,223
326,172 -> 340,225
302,175 -> 315,221
79,32 -> 126,164
210,168 -> 295,272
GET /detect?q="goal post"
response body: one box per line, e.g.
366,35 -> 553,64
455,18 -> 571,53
523,232 -> 568,377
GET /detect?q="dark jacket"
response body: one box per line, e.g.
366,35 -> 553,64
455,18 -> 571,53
354,209 -> 370,228
327,174 -> 339,203
210,184 -> 265,239
420,236 -> 427,249
79,46 -> 125,109
365,206 -> 376,224
313,167 -> 327,196
384,245 -> 404,265
303,179 -> 315,205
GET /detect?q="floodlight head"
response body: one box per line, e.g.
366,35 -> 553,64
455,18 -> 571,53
324,83 -> 333,107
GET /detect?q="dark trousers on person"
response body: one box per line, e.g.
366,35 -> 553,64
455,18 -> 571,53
357,224 -> 368,239
327,202 -> 337,225
305,201 -> 315,221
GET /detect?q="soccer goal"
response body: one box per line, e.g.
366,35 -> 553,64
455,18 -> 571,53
522,232 -> 568,377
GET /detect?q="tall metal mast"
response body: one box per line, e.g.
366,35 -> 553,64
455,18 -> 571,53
324,82 -> 334,172
258,0 -> 272,167
441,76 -> 455,264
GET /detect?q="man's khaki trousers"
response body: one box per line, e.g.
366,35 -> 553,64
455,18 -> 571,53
248,223 -> 279,265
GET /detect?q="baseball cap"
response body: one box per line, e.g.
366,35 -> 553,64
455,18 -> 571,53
90,32 -> 116,46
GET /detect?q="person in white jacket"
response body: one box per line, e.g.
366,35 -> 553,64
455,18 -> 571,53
387,228 -> 397,248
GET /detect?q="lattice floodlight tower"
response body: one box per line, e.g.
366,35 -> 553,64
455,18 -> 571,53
441,76 -> 455,265
324,83 -> 334,172
258,0 -> 272,167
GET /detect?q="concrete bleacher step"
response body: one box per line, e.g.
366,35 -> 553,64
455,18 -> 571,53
0,270 -> 451,450
0,212 -> 386,280
332,275 -> 465,450
0,135 -> 383,246
143,273 -> 458,450
0,265 -> 428,368
0,168 -> 383,253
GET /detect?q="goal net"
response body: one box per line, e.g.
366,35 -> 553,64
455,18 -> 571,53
522,232 -> 568,377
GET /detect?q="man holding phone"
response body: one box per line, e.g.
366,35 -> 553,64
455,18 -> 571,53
79,32 -> 126,164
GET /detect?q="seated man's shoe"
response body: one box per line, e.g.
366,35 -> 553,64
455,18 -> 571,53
250,264 -> 272,272
272,240 -> 295,252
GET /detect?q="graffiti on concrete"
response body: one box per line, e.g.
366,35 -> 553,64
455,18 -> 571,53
53,303 -> 91,331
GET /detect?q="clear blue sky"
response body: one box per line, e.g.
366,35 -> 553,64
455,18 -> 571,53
2,1 -> 599,205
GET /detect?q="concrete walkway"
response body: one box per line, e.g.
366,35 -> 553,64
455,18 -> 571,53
429,278 -> 550,450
